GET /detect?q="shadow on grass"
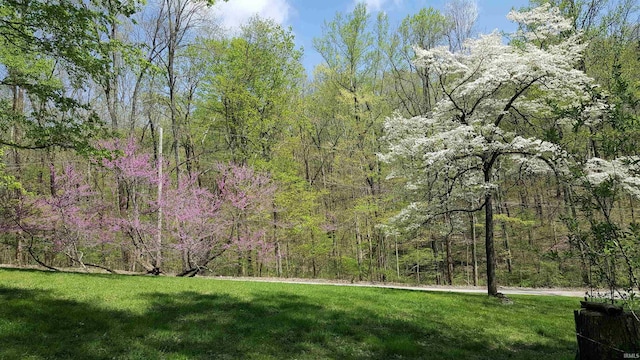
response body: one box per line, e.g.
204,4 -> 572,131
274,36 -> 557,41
0,286 -> 138,359
0,284 -> 576,359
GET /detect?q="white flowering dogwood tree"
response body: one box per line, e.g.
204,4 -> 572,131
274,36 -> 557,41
381,5 -> 604,296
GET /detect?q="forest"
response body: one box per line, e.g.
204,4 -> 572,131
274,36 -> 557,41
0,0 -> 639,297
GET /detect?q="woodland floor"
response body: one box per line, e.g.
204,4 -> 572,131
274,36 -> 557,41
0,267 -> 581,359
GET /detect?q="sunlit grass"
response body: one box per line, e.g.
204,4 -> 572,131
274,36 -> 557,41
0,268 -> 579,359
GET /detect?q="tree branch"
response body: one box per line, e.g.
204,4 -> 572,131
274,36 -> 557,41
422,198 -> 487,226
494,75 -> 546,127
0,139 -> 73,150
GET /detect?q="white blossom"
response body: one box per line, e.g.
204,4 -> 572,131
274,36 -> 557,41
585,157 -> 640,199
382,5 -> 604,228
507,4 -> 573,42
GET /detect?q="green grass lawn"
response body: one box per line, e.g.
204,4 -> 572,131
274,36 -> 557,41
0,268 -> 579,359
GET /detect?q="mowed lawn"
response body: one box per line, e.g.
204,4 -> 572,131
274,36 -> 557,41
0,269 -> 579,359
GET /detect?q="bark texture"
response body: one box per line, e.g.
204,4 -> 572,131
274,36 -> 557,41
574,308 -> 640,360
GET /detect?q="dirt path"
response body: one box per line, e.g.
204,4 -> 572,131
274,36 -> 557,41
211,276 -> 586,297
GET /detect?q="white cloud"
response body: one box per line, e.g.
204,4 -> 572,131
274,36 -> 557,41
212,0 -> 292,30
353,0 -> 402,12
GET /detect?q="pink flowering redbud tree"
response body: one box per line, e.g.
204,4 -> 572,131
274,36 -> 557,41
98,137 -> 277,276
98,137 -> 166,274
161,175 -> 223,276
1,164 -> 113,271
169,163 -> 277,277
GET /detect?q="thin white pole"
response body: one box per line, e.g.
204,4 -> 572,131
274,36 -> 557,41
156,127 -> 163,272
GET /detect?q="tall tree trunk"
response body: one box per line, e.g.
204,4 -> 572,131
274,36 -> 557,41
378,231 -> 386,281
274,210 -> 282,277
166,0 -> 181,186
470,213 -> 478,287
104,14 -> 131,266
48,152 -> 56,196
246,250 -> 253,277
355,215 -> 362,281
311,232 -> 317,278
417,240 -> 421,283
395,235 -> 400,277
155,127 -> 163,273
445,235 -> 454,285
431,239 -> 440,285
502,222 -> 512,274
484,165 -> 498,296
630,195 -> 636,222
11,75 -> 24,266
564,184 -> 590,285
534,189 -> 544,222
444,213 -> 454,285
518,180 -> 529,209
331,229 -> 339,278
367,220 -> 374,281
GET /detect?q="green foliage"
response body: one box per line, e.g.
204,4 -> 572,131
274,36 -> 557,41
313,3 -> 373,87
0,0 -> 140,151
398,7 -> 450,49
399,246 -> 436,268
568,170 -> 640,306
196,16 -> 304,163
494,214 -> 537,227
384,7 -> 449,116
596,60 -> 640,157
0,150 -> 23,193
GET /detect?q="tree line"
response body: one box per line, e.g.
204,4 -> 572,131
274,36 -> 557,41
0,0 -> 638,296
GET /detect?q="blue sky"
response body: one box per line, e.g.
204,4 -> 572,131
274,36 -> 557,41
213,0 -> 531,75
